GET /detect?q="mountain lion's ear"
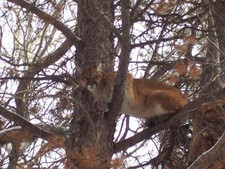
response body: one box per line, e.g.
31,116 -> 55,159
96,63 -> 102,72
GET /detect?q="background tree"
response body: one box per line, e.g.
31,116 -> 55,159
0,0 -> 224,169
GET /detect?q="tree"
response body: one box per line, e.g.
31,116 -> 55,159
0,0 -> 224,168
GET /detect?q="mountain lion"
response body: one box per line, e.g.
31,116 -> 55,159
78,67 -> 187,120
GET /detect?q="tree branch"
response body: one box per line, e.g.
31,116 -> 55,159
108,0 -> 131,118
35,39 -> 73,72
114,117 -> 171,153
0,74 -> 77,86
114,88 -> 225,153
7,0 -> 81,46
0,106 -> 52,139
188,131 -> 225,169
15,39 -> 73,116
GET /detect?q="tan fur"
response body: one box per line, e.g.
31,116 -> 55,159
79,67 -> 188,118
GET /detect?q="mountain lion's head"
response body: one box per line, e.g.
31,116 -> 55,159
78,67 -> 102,91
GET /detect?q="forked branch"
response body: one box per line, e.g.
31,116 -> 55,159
7,0 -> 81,46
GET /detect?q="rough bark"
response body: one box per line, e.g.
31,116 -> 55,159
66,0 -> 115,168
74,0 -> 114,70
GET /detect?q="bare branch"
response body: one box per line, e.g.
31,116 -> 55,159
114,116 -> 170,153
0,26 -> 2,51
34,39 -> 73,72
108,0 -> 131,118
188,131 -> 225,169
15,38 -> 73,116
0,106 -> 52,139
0,74 -> 77,86
7,0 -> 81,46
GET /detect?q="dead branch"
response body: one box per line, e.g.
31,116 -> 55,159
188,131 -> 225,169
7,0 -> 81,46
0,106 -> 52,139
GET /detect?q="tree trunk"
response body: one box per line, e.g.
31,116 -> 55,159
188,1 -> 225,167
66,0 -> 115,168
75,0 -> 114,71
